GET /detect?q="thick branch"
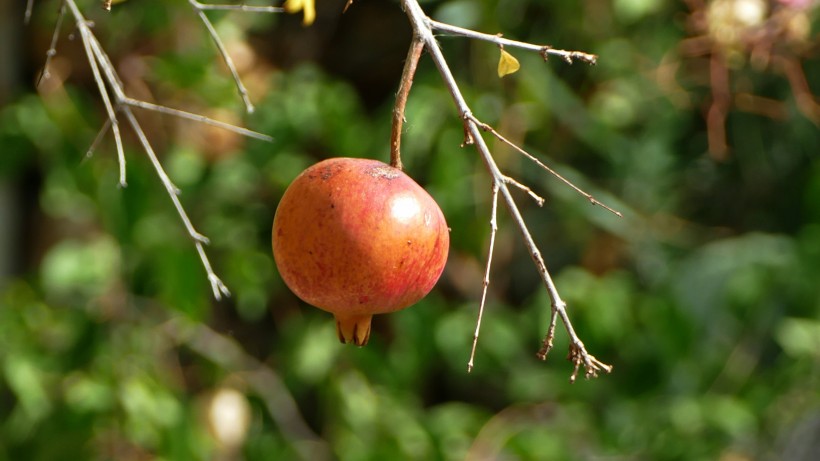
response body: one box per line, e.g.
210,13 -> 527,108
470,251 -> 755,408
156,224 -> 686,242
390,38 -> 424,170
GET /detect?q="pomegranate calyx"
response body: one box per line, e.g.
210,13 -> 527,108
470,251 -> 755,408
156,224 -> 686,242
335,314 -> 373,346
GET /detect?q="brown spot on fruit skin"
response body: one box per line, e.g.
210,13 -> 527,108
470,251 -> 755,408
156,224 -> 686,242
272,157 -> 449,346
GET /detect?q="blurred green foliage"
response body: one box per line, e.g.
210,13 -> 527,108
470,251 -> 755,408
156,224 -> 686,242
1,0 -> 819,460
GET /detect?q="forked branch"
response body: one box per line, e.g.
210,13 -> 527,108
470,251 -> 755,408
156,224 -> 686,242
40,0 -> 276,300
400,0 -> 616,380
468,114 -> 622,217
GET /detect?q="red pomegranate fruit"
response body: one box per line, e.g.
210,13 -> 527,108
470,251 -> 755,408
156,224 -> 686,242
272,157 -> 449,345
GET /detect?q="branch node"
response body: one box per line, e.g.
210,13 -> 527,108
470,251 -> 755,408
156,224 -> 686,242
192,232 -> 210,245
502,175 -> 545,206
567,342 -> 613,383
208,274 -> 231,300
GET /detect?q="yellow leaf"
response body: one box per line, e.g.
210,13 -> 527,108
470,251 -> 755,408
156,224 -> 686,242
284,0 -> 316,26
101,0 -> 128,10
497,49 -> 520,78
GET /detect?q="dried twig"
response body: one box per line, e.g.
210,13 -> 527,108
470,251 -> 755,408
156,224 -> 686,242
36,0 -> 66,87
123,97 -> 273,142
429,20 -> 598,65
194,2 -> 284,13
502,175 -> 545,207
183,1 -> 283,113
401,0 -> 614,379
187,0 -> 269,113
468,182 -> 499,372
468,114 -> 622,217
25,0 -> 35,24
43,0 -> 276,300
76,12 -> 127,187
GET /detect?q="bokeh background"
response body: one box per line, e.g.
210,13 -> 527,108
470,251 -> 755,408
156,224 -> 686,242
1,0 -> 819,459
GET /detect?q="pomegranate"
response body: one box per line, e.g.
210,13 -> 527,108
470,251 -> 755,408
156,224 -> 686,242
272,157 -> 449,346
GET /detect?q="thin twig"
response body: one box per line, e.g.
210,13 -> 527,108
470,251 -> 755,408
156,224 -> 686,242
195,2 -> 284,13
536,308 -> 558,361
468,181 -> 499,372
121,105 -> 233,299
86,26 -> 272,142
403,0 -> 612,379
55,0 -> 271,300
502,175 -> 544,207
86,117 -> 112,158
25,0 -> 35,24
37,0 -> 66,88
76,15 -> 127,186
390,37 -> 424,170
196,241 -> 231,299
89,32 -> 229,295
430,19 -> 597,65
188,0 -> 259,113
124,97 -> 273,142
120,107 -> 203,241
469,114 -> 622,217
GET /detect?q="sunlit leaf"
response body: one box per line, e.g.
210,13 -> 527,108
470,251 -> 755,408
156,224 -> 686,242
498,49 -> 520,77
284,0 -> 316,26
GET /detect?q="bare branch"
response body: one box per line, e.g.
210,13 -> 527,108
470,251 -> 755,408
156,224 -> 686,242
51,0 -> 277,300
188,0 -> 263,113
123,97 -> 274,142
568,342 -> 613,382
76,14 -> 127,186
120,109 -> 201,239
194,2 -> 284,13
403,0 -> 612,379
390,37 -> 425,170
502,175 -> 544,207
25,0 -> 35,24
429,19 -> 597,65
536,307 -> 558,361
86,117 -> 112,159
37,0 -> 66,87
468,114 -> 622,217
121,104 -> 232,299
468,181 -> 499,372
197,242 -> 231,300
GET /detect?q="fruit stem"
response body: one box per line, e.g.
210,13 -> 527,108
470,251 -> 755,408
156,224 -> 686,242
390,36 -> 424,170
334,314 -> 373,346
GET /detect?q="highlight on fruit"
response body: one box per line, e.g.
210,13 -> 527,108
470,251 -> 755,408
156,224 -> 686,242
272,157 -> 449,346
